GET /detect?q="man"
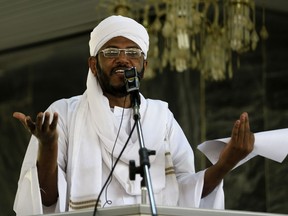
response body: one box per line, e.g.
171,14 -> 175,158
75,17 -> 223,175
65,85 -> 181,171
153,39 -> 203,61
13,15 -> 254,215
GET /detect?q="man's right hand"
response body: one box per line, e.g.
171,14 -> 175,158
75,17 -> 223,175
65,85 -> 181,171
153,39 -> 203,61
13,112 -> 59,146
13,111 -> 59,206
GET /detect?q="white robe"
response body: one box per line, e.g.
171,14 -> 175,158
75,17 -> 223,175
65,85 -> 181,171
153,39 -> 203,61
14,72 -> 224,215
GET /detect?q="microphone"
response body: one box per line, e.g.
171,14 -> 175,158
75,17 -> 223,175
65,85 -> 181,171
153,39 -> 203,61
124,67 -> 140,93
124,67 -> 141,116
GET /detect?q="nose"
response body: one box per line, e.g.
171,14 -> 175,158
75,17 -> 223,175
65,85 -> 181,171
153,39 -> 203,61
118,50 -> 127,58
115,50 -> 130,63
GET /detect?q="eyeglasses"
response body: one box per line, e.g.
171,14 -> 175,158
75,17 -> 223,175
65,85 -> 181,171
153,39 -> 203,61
99,48 -> 144,59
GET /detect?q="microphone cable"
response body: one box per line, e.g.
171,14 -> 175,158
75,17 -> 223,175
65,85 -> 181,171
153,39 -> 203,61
92,116 -> 137,216
103,96 -> 127,207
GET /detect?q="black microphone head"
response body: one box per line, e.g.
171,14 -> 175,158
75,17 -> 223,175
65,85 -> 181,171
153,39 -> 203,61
124,67 -> 137,79
124,67 -> 140,92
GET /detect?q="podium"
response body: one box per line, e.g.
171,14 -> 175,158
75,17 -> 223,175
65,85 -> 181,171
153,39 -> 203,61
40,204 -> 287,216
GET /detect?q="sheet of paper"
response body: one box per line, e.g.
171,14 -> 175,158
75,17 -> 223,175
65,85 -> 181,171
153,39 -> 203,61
197,128 -> 288,166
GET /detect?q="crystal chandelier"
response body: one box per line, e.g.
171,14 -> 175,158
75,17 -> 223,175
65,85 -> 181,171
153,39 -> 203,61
98,0 -> 267,81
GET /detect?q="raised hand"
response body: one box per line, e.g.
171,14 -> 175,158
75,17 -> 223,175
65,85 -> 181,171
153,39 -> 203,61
13,111 -> 59,146
13,111 -> 59,206
218,112 -> 255,169
202,112 -> 255,198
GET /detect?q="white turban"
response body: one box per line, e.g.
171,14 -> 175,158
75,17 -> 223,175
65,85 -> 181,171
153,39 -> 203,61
89,15 -> 149,59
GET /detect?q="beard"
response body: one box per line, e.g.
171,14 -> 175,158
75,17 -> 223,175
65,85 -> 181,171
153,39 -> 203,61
95,60 -> 144,98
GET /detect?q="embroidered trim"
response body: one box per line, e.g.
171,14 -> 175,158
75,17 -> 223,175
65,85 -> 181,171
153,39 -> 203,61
69,199 -> 101,210
165,151 -> 175,175
165,152 -> 171,156
165,167 -> 175,175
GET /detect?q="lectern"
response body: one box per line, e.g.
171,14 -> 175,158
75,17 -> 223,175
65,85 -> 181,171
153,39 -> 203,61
38,204 -> 287,216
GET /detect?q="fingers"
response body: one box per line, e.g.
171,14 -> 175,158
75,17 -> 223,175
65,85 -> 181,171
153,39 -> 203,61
238,112 -> 253,150
230,119 -> 240,145
13,112 -> 28,126
231,112 -> 255,154
50,113 -> 58,130
231,112 -> 251,147
42,112 -> 50,131
36,112 -> 58,132
242,112 -> 250,148
13,112 -> 35,132
244,112 -> 250,131
13,112 -> 26,121
36,112 -> 44,132
13,111 -> 58,134
238,112 -> 246,146
26,116 -> 36,133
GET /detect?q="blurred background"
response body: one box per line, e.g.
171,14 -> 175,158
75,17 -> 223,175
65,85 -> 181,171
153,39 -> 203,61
0,0 -> 288,215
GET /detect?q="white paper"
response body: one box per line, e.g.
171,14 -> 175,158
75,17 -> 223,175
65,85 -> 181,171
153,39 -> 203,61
197,128 -> 288,166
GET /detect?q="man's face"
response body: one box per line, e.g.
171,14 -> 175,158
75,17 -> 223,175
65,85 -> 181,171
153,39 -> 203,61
92,36 -> 147,97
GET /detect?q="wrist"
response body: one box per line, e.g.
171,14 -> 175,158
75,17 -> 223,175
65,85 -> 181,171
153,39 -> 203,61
37,141 -> 58,168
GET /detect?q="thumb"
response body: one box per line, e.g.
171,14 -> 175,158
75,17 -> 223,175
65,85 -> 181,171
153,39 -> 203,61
13,112 -> 27,123
13,112 -> 34,132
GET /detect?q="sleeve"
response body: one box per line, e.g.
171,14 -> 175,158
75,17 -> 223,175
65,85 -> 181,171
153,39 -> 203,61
167,111 -> 224,209
178,170 -> 224,209
13,136 -> 43,216
13,99 -> 71,215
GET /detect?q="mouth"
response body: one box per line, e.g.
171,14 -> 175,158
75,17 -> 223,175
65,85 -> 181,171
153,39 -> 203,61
114,69 -> 125,74
111,68 -> 128,82
112,67 -> 131,78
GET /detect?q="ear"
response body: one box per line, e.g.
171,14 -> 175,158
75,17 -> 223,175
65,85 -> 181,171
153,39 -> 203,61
143,60 -> 148,70
88,57 -> 97,76
141,60 -> 148,79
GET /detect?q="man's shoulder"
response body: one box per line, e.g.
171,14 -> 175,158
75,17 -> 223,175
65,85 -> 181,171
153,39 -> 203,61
48,95 -> 83,112
146,98 -> 168,109
144,98 -> 172,119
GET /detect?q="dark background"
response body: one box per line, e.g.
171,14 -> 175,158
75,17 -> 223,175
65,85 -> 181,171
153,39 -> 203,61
0,3 -> 288,216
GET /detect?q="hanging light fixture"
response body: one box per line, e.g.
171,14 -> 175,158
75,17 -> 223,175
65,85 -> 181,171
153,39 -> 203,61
226,0 -> 259,53
200,1 -> 231,81
98,0 -> 266,81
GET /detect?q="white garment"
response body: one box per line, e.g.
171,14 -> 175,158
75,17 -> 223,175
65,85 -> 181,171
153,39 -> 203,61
13,72 -> 224,215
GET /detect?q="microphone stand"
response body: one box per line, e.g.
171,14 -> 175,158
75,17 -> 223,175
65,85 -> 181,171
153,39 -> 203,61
124,68 -> 158,216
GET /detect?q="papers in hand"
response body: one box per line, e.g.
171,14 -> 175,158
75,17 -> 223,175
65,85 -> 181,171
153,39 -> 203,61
197,128 -> 288,167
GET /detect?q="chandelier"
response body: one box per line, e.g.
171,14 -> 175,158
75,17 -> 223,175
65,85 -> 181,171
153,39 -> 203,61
98,0 -> 268,81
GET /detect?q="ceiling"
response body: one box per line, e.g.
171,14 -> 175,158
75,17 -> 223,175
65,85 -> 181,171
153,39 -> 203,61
0,0 -> 288,54
0,0 -> 105,53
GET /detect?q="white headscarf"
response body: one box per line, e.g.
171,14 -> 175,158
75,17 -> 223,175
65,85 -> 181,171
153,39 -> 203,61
89,15 -> 149,59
